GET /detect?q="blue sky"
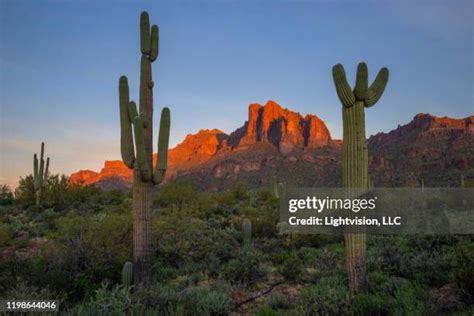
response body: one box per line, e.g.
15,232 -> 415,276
1,0 -> 472,187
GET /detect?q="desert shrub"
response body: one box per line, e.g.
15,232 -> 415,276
220,249 -> 266,287
181,285 -> 233,316
391,282 -> 432,315
41,175 -> 71,210
155,180 -> 198,210
269,290 -> 290,309
14,175 -> 36,207
4,280 -> 63,301
254,305 -> 282,316
69,283 -> 142,315
0,184 -> 14,205
0,222 -> 12,246
400,249 -> 450,287
230,182 -> 249,201
38,211 -> 132,299
152,263 -> 178,283
352,292 -> 393,315
295,275 -> 352,315
133,285 -> 180,315
299,244 -> 344,278
367,271 -> 409,295
452,242 -> 474,304
0,256 -> 75,300
369,240 -> 403,275
278,253 -> 303,282
238,203 -> 279,239
154,215 -> 238,273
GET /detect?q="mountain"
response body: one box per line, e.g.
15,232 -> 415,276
70,101 -> 474,190
368,113 -> 474,186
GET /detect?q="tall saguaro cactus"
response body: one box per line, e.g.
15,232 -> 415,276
33,142 -> 50,206
332,62 -> 389,292
119,11 -> 170,286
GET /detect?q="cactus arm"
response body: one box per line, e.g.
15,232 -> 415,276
133,115 -> 152,182
153,107 -> 170,184
332,64 -> 355,108
33,154 -> 39,189
119,76 -> 136,168
140,12 -> 151,54
38,142 -> 45,187
354,62 -> 368,100
139,55 -> 153,125
128,100 -> 138,120
149,25 -> 159,62
44,157 -> 49,182
365,68 -> 389,107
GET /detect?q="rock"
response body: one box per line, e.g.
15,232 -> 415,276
70,103 -> 473,190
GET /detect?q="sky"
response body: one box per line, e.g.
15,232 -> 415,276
0,0 -> 473,188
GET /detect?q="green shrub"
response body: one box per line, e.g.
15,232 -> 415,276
452,243 -> 474,304
14,175 -> 36,208
0,222 -> 12,247
4,280 -> 63,301
0,185 -> 14,205
154,215 -> 238,273
352,293 -> 392,315
152,263 -> 178,283
220,249 -> 266,287
269,290 -> 290,309
133,285 -> 180,315
400,249 -> 450,287
295,276 -> 352,315
254,305 -> 281,316
155,180 -> 198,209
195,289 -> 234,316
391,282 -> 431,315
278,253 -> 303,282
299,245 -> 344,278
367,272 -> 409,295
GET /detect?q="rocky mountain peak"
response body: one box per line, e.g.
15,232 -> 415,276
231,100 -> 331,154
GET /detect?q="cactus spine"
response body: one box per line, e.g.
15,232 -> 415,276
242,218 -> 252,250
119,11 -> 170,287
33,142 -> 49,206
332,62 -> 389,292
122,262 -> 133,287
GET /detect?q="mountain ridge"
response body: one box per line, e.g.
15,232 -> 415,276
70,101 -> 474,189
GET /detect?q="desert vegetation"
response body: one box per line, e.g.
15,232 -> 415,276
1,178 -> 473,315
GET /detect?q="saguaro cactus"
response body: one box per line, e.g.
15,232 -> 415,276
242,218 -> 252,250
332,62 -> 389,292
122,262 -> 133,287
119,11 -> 170,286
33,142 -> 50,206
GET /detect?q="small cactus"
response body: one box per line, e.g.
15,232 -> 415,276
33,142 -> 50,206
122,262 -> 133,287
242,218 -> 252,250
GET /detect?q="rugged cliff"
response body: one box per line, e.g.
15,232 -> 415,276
70,101 -> 473,190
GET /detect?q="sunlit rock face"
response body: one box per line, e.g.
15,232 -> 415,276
70,101 -> 473,190
232,100 -> 332,154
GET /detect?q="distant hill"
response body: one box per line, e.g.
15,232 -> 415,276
70,101 -> 474,190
